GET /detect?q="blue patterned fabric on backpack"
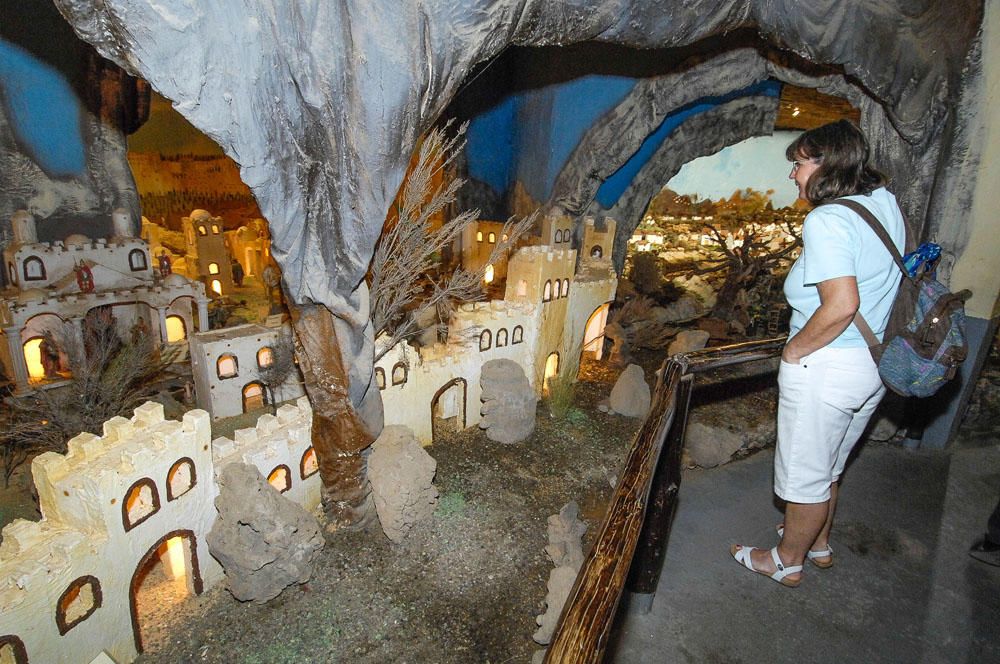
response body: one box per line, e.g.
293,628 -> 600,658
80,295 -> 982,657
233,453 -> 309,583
826,200 -> 971,398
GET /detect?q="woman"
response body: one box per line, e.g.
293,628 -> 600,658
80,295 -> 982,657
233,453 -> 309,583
731,120 -> 905,586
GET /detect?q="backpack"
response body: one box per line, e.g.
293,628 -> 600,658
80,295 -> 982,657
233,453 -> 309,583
828,199 -> 971,398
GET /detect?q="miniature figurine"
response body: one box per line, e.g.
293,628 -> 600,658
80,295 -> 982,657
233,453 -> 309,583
74,260 -> 95,293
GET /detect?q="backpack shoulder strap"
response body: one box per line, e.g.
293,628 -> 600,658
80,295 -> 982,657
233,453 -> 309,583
824,198 -> 908,278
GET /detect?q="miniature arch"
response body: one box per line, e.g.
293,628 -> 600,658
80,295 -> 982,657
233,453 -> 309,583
56,575 -> 103,635
391,362 -> 408,385
543,280 -> 552,302
22,255 -> 45,281
242,381 -> 266,412
257,345 -> 274,368
300,447 -> 319,479
512,325 -> 524,344
488,231 -> 496,243
130,530 -> 203,653
267,464 -> 292,493
216,353 -> 238,379
374,366 -> 386,389
479,329 -> 492,351
123,477 -> 160,531
561,279 -> 570,297
128,248 -> 148,271
590,244 -> 603,258
496,328 -> 508,347
166,457 -> 197,501
0,635 -> 28,664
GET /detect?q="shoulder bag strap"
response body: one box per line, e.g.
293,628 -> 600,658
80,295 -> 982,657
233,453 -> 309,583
822,198 -> 910,349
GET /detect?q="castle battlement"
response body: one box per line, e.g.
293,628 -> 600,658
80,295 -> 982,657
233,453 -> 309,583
3,277 -> 205,315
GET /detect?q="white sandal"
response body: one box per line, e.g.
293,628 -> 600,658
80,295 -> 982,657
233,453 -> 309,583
776,525 -> 834,568
730,545 -> 803,587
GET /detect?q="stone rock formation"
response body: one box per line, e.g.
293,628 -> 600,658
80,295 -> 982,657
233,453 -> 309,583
534,501 -> 588,645
368,425 -> 439,543
667,329 -> 711,356
684,421 -> 745,468
479,359 -> 537,444
603,321 -> 632,367
207,462 -> 324,603
651,294 -> 705,324
609,364 -> 651,419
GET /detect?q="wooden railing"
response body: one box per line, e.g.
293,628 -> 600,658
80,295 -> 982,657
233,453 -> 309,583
543,337 -> 787,663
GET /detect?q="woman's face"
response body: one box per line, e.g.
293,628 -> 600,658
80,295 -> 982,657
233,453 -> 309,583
789,154 -> 821,201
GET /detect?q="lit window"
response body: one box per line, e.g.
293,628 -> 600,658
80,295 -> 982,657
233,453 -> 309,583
392,362 -> 407,386
502,234 -> 508,242
123,478 -> 160,531
496,328 -> 508,347
484,264 -> 494,284
257,346 -> 274,368
23,337 -> 46,381
543,280 -> 552,302
128,249 -> 148,271
23,256 -> 45,281
242,382 -> 266,412
512,326 -> 523,344
375,367 -> 386,390
217,354 -> 238,379
167,458 -> 196,500
301,448 -> 319,479
479,329 -> 492,352
56,576 -> 102,635
476,231 -> 483,242
488,232 -> 496,243
267,465 -> 291,493
590,245 -> 603,258
197,225 -> 207,236
208,262 -> 220,275
211,224 -> 220,234
165,315 -> 186,342
210,279 -> 223,295
561,279 -> 570,297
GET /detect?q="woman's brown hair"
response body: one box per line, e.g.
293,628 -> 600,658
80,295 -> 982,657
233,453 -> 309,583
785,119 -> 886,205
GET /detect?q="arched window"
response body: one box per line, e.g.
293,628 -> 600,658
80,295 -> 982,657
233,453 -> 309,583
483,264 -> 495,284
267,465 -> 291,493
123,478 -> 160,531
375,367 -> 386,390
208,262 -> 220,275
590,245 -> 603,258
217,354 -> 238,379
543,280 -> 552,302
210,279 -> 223,295
392,362 -> 407,385
488,232 -> 496,243
242,382 -> 266,412
56,576 -> 102,635
300,447 -> 319,479
166,458 -> 196,500
128,248 -> 148,271
479,329 -> 492,352
257,346 -> 274,368
476,231 -> 483,242
197,225 -> 207,236
211,224 -> 220,234
7,261 -> 15,284
512,326 -> 524,344
496,328 -> 508,347
22,256 -> 45,281
165,315 -> 186,342
561,279 -> 570,297
0,635 -> 28,664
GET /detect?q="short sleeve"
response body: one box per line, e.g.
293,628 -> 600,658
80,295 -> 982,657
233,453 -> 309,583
800,207 -> 859,286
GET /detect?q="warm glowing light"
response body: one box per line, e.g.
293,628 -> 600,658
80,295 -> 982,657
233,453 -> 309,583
164,536 -> 187,580
210,279 -> 223,295
165,316 -> 186,342
208,262 -> 220,274
23,337 -> 45,380
483,264 -> 495,284
792,107 -> 801,117
543,352 -> 560,392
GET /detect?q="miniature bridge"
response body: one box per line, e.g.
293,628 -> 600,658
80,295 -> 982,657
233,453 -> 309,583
543,337 -> 787,663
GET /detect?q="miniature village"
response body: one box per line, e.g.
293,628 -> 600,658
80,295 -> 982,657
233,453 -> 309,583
2,2 -> 1000,664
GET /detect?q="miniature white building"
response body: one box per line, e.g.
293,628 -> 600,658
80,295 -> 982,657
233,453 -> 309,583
0,210 -> 209,394
0,398 -> 320,664
181,210 -> 233,297
189,320 -> 305,420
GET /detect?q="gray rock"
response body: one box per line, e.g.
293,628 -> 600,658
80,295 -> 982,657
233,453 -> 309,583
368,425 -> 439,543
609,364 -> 651,419
652,295 -> 705,324
544,501 -> 588,569
533,565 -> 578,645
207,462 -> 324,603
480,359 -> 537,444
685,421 -> 744,468
743,419 -> 777,450
667,329 -> 711,356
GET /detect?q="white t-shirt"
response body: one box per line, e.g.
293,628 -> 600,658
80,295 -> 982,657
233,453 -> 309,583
783,187 -> 906,347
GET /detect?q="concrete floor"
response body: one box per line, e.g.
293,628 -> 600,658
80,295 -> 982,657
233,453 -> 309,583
607,436 -> 1000,664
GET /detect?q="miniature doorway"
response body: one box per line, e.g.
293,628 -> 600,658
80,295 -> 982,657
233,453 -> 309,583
165,315 -> 186,342
129,530 -> 203,653
431,377 -> 467,441
543,352 -> 560,392
580,303 -> 611,366
242,381 -> 266,412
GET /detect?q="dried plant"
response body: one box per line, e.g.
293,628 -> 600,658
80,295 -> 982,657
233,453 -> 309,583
257,336 -> 300,412
369,121 -> 537,362
607,295 -> 679,351
0,314 -> 170,486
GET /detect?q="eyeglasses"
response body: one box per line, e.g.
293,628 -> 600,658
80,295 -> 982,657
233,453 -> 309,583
791,158 -> 821,172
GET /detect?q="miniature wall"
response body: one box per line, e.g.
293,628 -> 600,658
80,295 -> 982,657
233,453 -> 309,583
0,398 -> 321,664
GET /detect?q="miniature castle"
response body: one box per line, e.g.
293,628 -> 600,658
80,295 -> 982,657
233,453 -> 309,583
0,209 -> 209,395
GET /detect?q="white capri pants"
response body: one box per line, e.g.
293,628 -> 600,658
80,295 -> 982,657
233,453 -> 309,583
774,345 -> 886,503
